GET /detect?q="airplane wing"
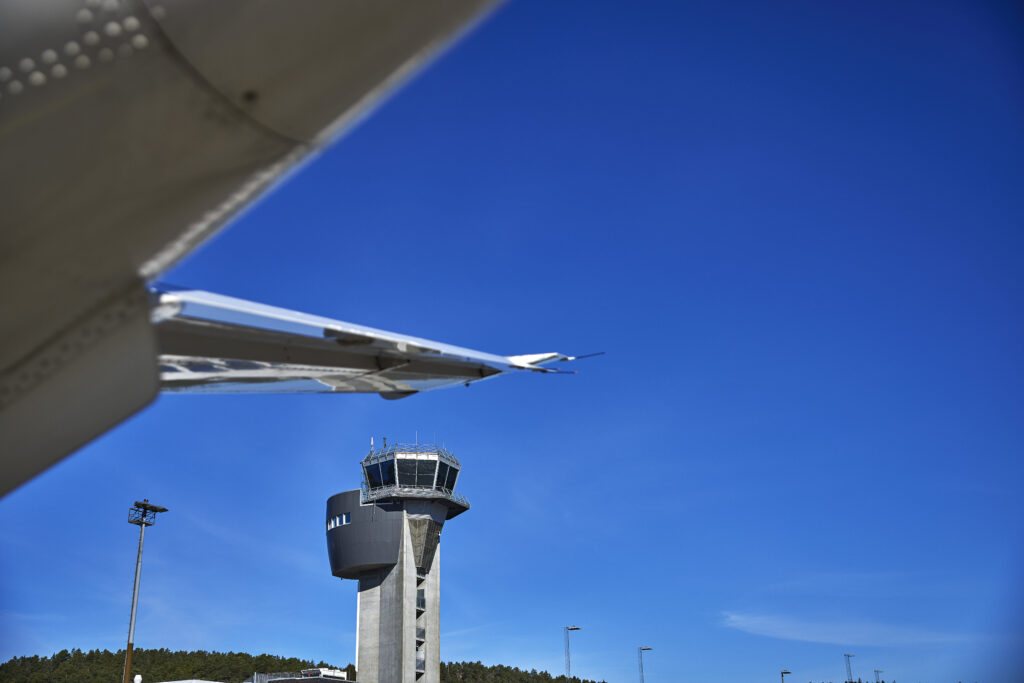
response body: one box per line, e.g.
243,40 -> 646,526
0,0 -> 513,495
153,288 -> 573,398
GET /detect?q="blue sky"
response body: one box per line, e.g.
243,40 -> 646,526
2,1 -> 1023,682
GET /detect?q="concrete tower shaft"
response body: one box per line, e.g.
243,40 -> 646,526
326,443 -> 468,683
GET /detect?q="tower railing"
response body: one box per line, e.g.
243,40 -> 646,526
360,482 -> 469,508
364,443 -> 460,466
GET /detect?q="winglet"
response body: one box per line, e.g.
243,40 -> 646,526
507,352 -> 569,367
507,351 -> 604,372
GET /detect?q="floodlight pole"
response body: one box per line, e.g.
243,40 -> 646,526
123,499 -> 167,683
874,669 -> 883,683
781,669 -> 792,683
564,625 -> 580,678
843,653 -> 855,683
126,520 -> 145,665
638,646 -> 652,683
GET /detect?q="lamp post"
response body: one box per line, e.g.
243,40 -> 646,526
564,625 -> 581,678
638,646 -> 652,683
874,669 -> 883,683
122,499 -> 167,683
843,654 -> 855,683
781,669 -> 792,683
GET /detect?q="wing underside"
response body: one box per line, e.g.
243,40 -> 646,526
155,288 -> 568,398
0,0 -> 502,494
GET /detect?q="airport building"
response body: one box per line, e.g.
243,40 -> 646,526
326,442 -> 469,683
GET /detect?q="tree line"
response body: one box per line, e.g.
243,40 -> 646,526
0,648 -> 348,683
0,649 -> 606,683
441,660 -> 605,683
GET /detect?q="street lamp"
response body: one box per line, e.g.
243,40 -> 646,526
781,669 -> 792,683
122,499 -> 167,683
843,654 -> 855,683
564,625 -> 581,678
874,669 -> 883,683
638,646 -> 653,683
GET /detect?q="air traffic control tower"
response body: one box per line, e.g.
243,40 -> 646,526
326,442 -> 469,683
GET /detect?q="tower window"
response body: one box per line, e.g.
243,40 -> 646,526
397,458 -> 417,486
415,459 -> 437,488
326,513 -> 352,531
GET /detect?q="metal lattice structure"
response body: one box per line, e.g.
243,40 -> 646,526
564,625 -> 580,677
127,499 -> 167,527
638,646 -> 652,683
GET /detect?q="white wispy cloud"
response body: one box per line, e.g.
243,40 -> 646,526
764,571 -> 988,600
179,511 -> 323,576
441,621 -> 506,639
721,611 -> 977,647
0,610 -> 67,623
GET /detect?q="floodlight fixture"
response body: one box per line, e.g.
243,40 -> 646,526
564,625 -> 581,677
128,500 -> 168,526
122,499 -> 168,683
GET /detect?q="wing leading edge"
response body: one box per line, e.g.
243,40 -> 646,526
154,288 -> 574,399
